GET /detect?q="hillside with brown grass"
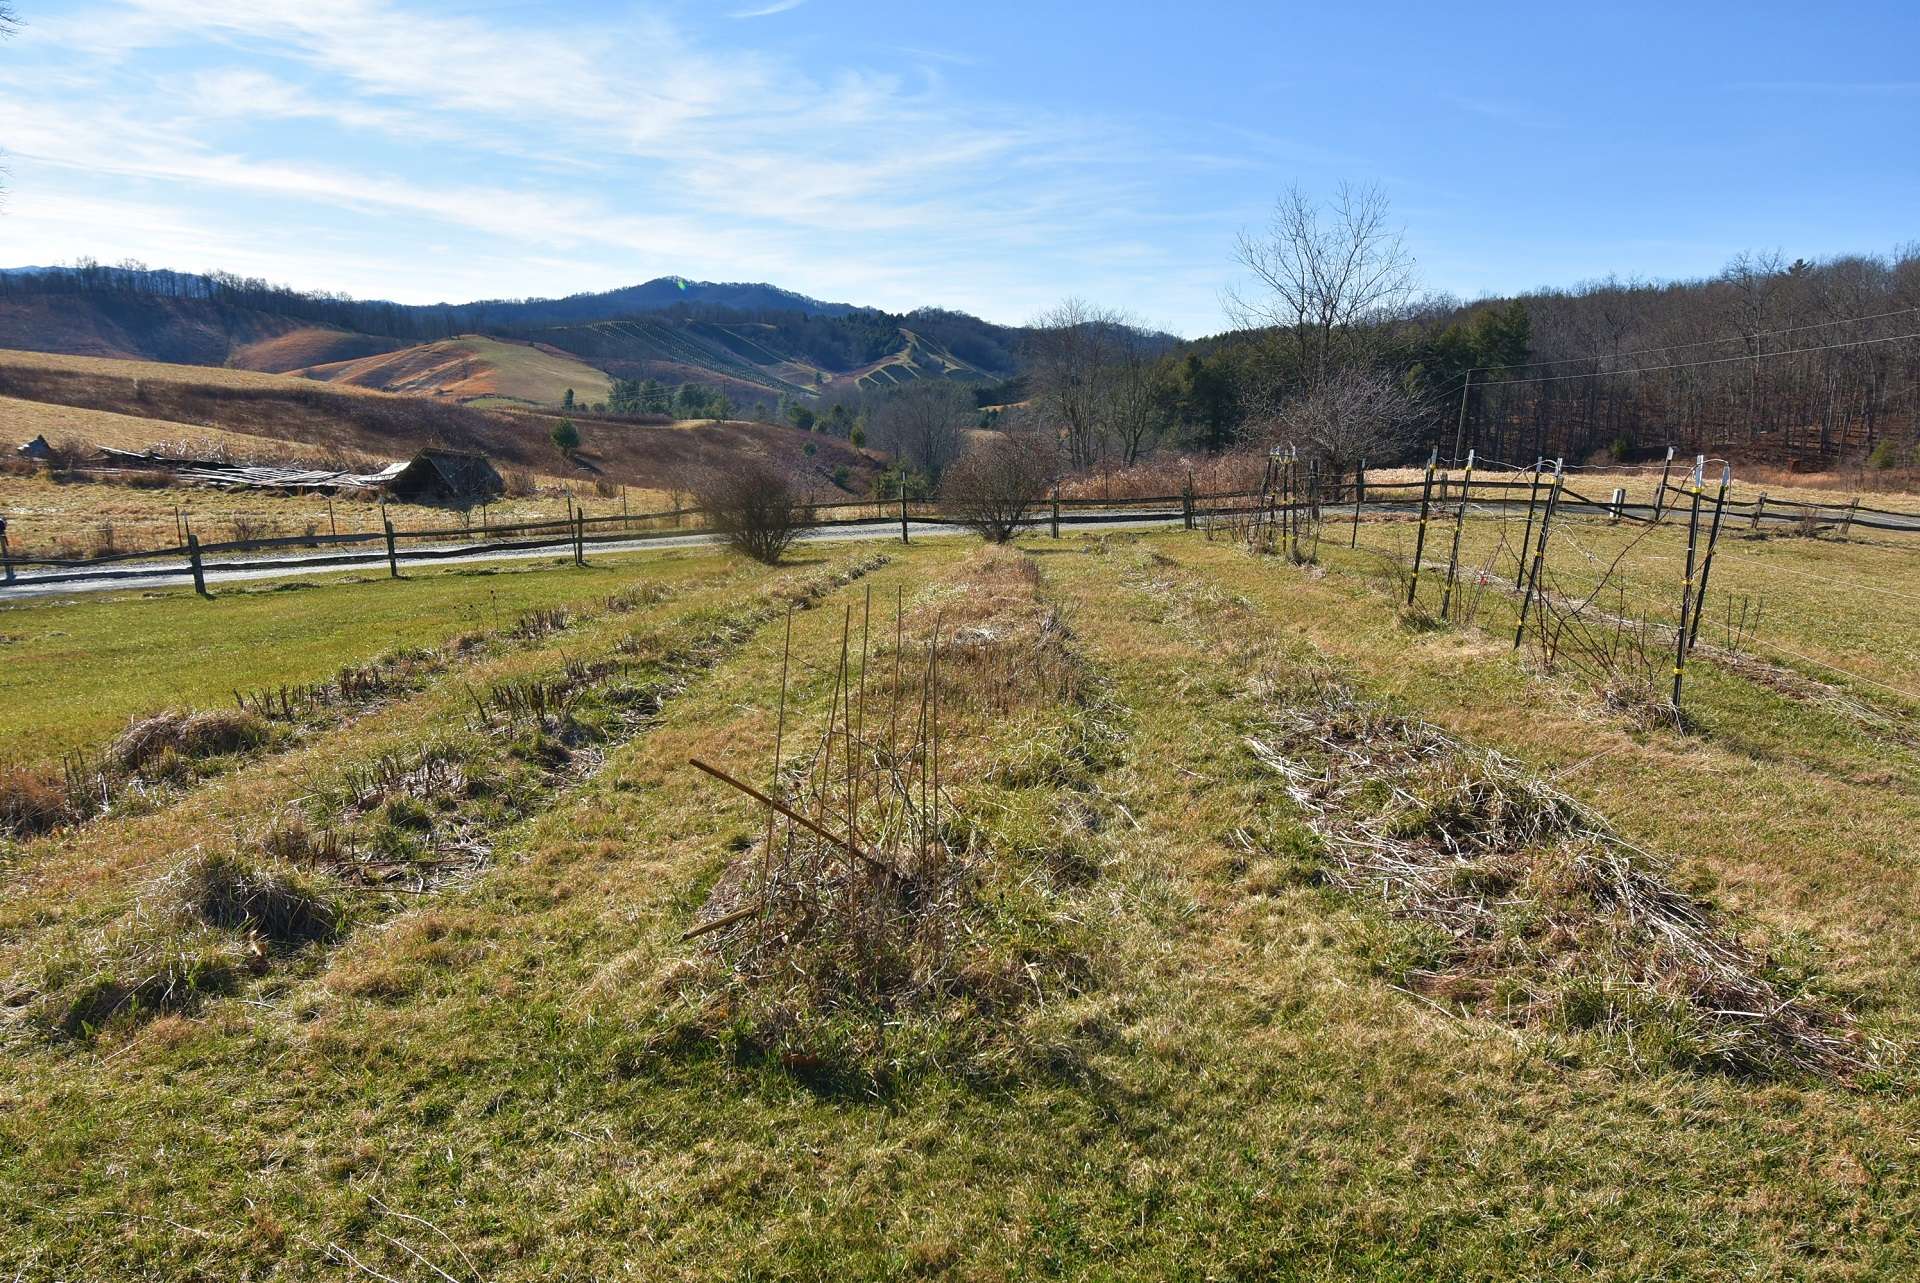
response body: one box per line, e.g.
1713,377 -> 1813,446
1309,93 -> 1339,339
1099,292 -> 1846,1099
296,334 -> 612,407
0,348 -> 880,500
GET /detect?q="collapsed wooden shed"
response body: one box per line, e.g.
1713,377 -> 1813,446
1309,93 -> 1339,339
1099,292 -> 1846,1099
383,449 -> 506,503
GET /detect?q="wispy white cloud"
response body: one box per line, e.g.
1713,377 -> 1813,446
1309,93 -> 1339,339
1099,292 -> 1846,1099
0,0 -> 1224,331
731,0 -> 808,16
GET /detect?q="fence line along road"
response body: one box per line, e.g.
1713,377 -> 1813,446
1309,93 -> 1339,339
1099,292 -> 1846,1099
2,483 -> 1914,600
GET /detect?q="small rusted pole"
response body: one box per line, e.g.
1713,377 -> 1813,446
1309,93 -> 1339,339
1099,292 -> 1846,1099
1514,458 -> 1564,648
1672,460 -> 1706,712
1514,457 -> 1546,582
1407,448 -> 1438,607
1439,449 -> 1475,619
1351,458 -> 1364,549
188,532 -> 208,596
1688,464 -> 1732,651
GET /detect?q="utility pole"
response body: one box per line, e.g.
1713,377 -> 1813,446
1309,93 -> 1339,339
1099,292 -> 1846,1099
1450,369 -> 1476,467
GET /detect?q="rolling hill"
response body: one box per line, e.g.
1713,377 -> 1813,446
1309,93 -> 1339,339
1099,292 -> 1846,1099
294,335 -> 614,407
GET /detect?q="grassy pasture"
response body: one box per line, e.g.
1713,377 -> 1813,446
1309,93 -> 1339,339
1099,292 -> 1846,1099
0,549 -> 726,768
1,531 -> 1917,1278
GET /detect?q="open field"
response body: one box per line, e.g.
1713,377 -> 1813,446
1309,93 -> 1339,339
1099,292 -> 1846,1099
0,468 -> 673,562
2,518 -> 1918,1279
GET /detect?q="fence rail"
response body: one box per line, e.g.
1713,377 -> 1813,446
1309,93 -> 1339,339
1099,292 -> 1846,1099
3,474 -> 1915,593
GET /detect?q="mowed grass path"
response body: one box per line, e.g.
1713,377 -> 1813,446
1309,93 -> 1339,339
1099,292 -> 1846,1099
0,551 -> 727,768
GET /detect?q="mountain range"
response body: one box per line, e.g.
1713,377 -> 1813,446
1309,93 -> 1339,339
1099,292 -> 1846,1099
0,266 -> 1027,409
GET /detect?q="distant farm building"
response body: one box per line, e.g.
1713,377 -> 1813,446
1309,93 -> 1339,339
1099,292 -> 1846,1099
85,445 -> 506,503
15,435 -> 53,461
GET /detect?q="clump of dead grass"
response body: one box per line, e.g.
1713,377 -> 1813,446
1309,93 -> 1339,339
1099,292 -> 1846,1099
110,707 -> 269,774
171,850 -> 342,944
1247,682 -> 1877,1082
0,765 -> 70,836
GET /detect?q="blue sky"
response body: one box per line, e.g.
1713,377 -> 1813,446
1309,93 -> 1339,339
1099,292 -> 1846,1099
1,0 -> 1914,335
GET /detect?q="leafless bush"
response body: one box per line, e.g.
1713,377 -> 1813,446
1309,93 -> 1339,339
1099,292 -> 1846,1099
44,436 -> 97,472
1254,365 -> 1424,473
501,467 -> 538,498
694,457 -> 803,564
940,432 -> 1059,543
594,477 -> 620,499
226,515 -> 272,544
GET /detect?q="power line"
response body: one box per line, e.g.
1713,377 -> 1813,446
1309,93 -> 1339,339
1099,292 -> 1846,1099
1477,329 -> 1920,388
1474,303 -> 1920,375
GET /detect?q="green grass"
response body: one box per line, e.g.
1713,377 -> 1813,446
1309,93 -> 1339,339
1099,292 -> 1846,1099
0,550 -> 726,768
1,532 -> 1917,1278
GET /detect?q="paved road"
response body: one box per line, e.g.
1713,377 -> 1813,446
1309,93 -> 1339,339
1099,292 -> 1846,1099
5,495 -> 1914,602
0,510 -> 1189,601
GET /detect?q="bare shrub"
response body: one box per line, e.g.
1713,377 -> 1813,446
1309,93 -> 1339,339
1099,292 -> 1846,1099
88,522 -> 118,558
694,457 -> 803,565
45,436 -> 97,472
501,467 -> 538,498
1255,365 -> 1424,473
593,477 -> 620,499
226,515 -> 272,545
940,432 -> 1059,543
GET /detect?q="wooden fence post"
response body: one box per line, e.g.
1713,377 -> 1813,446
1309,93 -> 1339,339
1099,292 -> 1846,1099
0,520 -> 12,583
900,479 -> 911,545
574,513 -> 586,566
1514,459 -> 1564,648
383,519 -> 399,579
1751,492 -> 1767,530
1671,461 -> 1706,713
1407,448 -> 1439,607
1051,486 -> 1061,539
1843,495 -> 1860,538
1653,445 -> 1676,521
187,532 -> 208,597
1182,468 -> 1195,530
1439,449 -> 1475,619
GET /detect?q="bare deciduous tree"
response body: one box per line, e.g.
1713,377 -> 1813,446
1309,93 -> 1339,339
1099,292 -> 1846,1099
694,457 -> 803,564
1259,366 -> 1424,474
1028,300 -> 1169,470
940,429 -> 1059,543
870,381 -> 970,481
1226,183 -> 1418,388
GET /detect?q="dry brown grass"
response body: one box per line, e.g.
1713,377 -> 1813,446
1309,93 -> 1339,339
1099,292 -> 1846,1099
0,764 -> 67,836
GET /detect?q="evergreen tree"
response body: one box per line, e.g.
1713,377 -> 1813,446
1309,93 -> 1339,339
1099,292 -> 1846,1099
550,417 -> 581,454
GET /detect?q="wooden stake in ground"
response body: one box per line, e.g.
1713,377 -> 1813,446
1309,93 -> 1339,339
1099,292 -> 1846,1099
1439,449 -> 1476,619
187,532 -> 207,597
900,476 -> 911,545
383,519 -> 399,579
1407,448 -> 1439,607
